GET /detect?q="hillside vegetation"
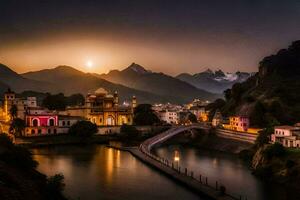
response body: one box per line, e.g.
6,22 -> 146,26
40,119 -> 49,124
208,41 -> 300,127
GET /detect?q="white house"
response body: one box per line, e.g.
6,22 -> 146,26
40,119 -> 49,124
158,110 -> 179,124
271,125 -> 300,148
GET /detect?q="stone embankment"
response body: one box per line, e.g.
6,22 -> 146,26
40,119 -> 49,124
215,128 -> 258,144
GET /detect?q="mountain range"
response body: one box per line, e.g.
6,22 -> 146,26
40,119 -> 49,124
0,63 -> 222,104
177,69 -> 253,94
96,63 -> 219,103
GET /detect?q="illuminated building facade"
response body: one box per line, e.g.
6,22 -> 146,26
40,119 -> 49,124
2,89 -> 38,122
63,88 -> 136,126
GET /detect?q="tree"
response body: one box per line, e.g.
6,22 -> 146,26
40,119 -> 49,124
264,143 -> 286,159
0,133 -> 38,169
42,93 -> 66,110
224,89 -> 231,101
188,113 -> 197,123
45,174 -> 66,199
231,83 -> 243,101
250,101 -> 266,127
68,121 -> 98,137
133,104 -> 160,125
9,104 -> 18,119
9,118 -> 25,137
66,93 -> 85,106
42,93 -> 85,110
119,124 -> 139,140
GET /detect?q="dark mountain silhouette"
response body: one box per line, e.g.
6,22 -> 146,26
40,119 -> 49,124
22,65 -> 167,103
0,63 -> 55,93
97,63 -> 219,103
177,69 -> 252,94
0,80 -> 9,95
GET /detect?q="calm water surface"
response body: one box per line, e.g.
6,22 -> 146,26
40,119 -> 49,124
32,145 -> 201,200
32,144 -> 292,200
153,145 -> 291,200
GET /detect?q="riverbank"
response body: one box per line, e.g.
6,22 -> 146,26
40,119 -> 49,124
249,144 -> 300,199
15,134 -> 113,148
0,134 -> 66,200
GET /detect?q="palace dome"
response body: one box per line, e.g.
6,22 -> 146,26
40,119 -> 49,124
95,88 -> 108,95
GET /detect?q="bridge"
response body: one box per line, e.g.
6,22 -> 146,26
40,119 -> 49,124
142,124 -> 210,151
119,124 -> 244,200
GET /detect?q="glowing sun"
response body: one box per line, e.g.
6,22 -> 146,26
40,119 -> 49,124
86,60 -> 93,68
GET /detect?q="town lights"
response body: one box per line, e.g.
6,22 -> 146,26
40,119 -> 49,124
174,150 -> 180,162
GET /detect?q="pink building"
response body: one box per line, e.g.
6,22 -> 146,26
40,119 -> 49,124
25,114 -> 58,136
229,116 -> 249,132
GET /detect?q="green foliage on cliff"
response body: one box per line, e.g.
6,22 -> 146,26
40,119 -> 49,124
207,41 -> 300,127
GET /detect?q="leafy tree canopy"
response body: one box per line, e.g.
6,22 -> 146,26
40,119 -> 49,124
9,118 -> 25,137
133,104 -> 160,125
42,93 -> 85,110
120,124 -> 139,140
68,120 -> 97,137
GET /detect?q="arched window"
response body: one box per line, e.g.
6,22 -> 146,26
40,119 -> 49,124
31,129 -> 35,134
49,118 -> 55,126
32,119 -> 39,127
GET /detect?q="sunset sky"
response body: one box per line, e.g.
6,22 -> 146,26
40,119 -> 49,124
1,0 -> 300,75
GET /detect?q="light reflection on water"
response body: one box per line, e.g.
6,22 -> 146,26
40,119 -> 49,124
153,145 -> 294,200
32,145 -> 202,200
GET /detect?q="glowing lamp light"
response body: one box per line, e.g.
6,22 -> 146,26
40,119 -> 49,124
174,150 -> 180,162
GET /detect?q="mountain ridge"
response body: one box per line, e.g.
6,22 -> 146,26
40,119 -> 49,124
97,63 -> 219,103
177,69 -> 253,94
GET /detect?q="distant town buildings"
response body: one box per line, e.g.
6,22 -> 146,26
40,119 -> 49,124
212,110 -> 222,127
189,106 -> 209,122
271,124 -> 300,148
1,89 -> 38,121
0,88 -> 136,137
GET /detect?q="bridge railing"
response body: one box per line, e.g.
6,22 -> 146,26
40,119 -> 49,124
138,126 -> 247,200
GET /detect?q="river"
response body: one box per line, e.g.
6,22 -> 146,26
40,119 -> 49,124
32,144 -> 286,200
32,145 -> 201,200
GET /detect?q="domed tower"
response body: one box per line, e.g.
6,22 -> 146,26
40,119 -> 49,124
113,91 -> 119,107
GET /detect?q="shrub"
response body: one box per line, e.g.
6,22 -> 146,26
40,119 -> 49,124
188,113 -> 197,123
68,121 -> 98,137
264,143 -> 286,159
0,134 -> 38,169
286,160 -> 296,169
120,124 -> 139,140
45,174 -> 66,200
9,118 -> 26,137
